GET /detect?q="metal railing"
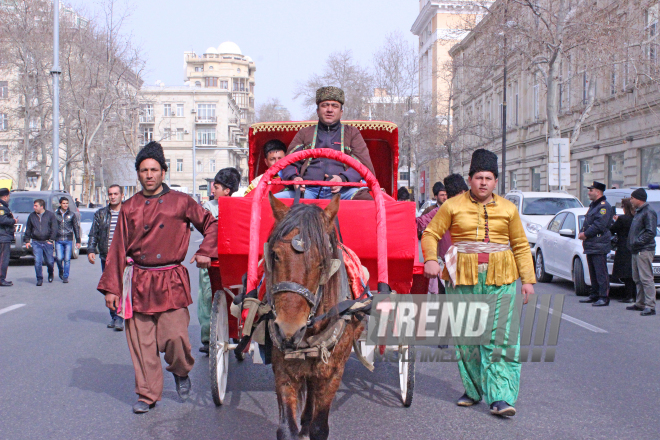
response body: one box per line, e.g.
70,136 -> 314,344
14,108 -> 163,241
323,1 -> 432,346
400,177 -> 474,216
139,115 -> 155,123
196,138 -> 217,146
195,116 -> 217,123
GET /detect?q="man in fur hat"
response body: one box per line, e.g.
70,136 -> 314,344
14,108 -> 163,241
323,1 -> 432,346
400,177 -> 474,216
198,167 -> 240,354
281,86 -> 375,200
97,141 -> 218,414
421,149 -> 535,417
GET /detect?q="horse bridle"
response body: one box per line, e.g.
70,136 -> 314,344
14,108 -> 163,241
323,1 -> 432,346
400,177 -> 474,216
269,281 -> 324,324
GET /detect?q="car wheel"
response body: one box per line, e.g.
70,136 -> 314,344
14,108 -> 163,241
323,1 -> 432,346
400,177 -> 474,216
71,245 -> 79,260
573,258 -> 588,296
535,250 -> 553,283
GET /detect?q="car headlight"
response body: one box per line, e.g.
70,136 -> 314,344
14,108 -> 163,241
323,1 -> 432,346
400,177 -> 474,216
526,222 -> 542,234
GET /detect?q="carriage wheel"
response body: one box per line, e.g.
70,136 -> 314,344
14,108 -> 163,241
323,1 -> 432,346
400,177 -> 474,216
359,340 -> 376,365
398,345 -> 415,407
210,290 -> 229,406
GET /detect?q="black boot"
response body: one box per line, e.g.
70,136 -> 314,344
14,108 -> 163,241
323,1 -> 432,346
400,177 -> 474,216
173,374 -> 191,400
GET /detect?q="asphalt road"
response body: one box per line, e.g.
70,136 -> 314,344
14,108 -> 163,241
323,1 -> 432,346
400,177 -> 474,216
1,232 -> 659,440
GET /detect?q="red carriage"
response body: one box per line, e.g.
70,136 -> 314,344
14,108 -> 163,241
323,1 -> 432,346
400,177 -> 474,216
207,120 -> 429,407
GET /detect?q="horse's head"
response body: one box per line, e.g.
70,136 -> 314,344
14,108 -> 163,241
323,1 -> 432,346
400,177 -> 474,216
266,193 -> 340,350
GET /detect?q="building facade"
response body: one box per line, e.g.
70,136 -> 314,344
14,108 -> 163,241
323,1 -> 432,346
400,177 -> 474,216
449,1 -> 660,205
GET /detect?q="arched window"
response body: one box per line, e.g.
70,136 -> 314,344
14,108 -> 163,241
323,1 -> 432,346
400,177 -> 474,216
195,81 -> 201,87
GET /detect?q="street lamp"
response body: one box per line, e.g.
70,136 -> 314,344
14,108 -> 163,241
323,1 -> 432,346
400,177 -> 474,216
406,106 -> 416,196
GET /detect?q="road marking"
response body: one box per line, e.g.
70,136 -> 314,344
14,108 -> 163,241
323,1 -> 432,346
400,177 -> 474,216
537,304 -> 608,334
0,304 -> 26,316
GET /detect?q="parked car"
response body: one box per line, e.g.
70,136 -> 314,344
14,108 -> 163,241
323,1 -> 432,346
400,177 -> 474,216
416,199 -> 437,217
8,190 -> 81,259
604,186 -> 660,219
78,207 -> 100,253
534,207 -> 660,296
504,190 -> 583,252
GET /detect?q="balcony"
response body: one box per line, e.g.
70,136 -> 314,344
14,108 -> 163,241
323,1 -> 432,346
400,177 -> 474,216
195,116 -> 217,124
228,117 -> 239,126
139,115 -> 154,123
196,138 -> 217,146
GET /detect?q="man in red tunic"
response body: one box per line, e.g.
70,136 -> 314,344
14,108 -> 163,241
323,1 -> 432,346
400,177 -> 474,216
97,142 -> 218,414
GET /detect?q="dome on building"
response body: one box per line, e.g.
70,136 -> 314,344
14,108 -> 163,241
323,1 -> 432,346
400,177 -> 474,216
217,41 -> 242,55
205,46 -> 218,54
245,55 -> 253,62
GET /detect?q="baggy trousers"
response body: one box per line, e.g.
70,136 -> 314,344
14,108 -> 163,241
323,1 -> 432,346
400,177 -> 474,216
197,268 -> 212,344
632,251 -> 656,310
125,308 -> 195,404
447,270 -> 521,406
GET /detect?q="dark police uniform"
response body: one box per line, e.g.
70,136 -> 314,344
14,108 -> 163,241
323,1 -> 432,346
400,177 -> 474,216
580,193 -> 614,302
0,196 -> 16,284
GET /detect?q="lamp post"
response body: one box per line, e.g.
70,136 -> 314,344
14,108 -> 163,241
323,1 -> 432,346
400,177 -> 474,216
500,0 -> 509,195
50,0 -> 61,190
406,98 -> 416,197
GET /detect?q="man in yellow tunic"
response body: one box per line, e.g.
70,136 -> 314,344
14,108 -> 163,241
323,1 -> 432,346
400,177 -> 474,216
421,148 -> 535,417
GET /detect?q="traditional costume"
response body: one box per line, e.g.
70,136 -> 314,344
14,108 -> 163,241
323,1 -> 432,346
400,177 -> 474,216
421,149 -> 535,413
198,168 -> 239,352
97,142 -> 218,410
280,87 -> 375,200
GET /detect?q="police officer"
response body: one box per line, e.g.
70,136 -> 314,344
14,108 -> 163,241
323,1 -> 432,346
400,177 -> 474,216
0,188 -> 17,287
579,181 -> 614,306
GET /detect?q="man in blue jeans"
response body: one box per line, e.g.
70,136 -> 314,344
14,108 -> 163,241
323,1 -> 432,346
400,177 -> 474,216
24,199 -> 57,286
54,198 -> 80,283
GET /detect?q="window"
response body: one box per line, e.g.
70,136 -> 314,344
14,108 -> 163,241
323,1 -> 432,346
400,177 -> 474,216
510,171 -> 517,190
140,104 -> 154,122
0,145 -> 8,162
220,80 -> 228,89
196,160 -> 203,172
142,127 -> 153,144
533,80 -> 540,120
163,104 -> 172,117
515,91 -> 519,126
194,66 -> 203,72
195,81 -> 201,87
176,159 -> 183,172
522,197 -> 581,215
0,113 -> 8,131
197,104 -> 216,121
165,159 -> 170,182
582,72 -> 588,104
176,128 -> 184,141
209,66 -> 214,70
209,159 -> 216,172
399,172 -> 409,181
197,128 -> 216,145
0,81 -> 7,99
611,67 -> 617,96
548,213 -> 568,233
647,6 -> 659,65
176,104 -> 184,117
531,167 -> 541,192
561,213 -> 577,236
607,153 -> 624,189
507,195 -> 520,210
205,77 -> 218,87
163,128 -> 171,140
641,146 -> 660,186
579,159 -> 593,205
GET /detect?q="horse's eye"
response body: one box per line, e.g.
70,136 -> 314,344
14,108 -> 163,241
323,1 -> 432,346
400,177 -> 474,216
271,251 -> 279,262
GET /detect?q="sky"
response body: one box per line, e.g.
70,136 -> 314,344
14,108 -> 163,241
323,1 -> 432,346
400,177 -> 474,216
69,0 -> 420,120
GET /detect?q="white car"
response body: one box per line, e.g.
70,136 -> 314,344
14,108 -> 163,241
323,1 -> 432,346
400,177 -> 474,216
504,190 -> 583,251
534,207 -> 660,296
78,208 -> 99,253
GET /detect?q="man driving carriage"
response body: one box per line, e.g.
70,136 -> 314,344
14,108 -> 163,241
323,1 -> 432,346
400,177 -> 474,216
280,86 -> 376,200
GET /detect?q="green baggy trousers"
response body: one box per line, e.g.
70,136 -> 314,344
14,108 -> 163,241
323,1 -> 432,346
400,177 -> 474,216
198,268 -> 212,344
447,270 -> 521,406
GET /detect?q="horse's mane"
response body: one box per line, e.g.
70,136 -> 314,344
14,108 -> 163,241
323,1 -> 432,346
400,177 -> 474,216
266,204 -> 340,306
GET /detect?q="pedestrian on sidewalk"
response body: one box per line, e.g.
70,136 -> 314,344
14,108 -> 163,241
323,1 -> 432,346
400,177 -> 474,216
578,181 -> 614,307
97,141 -> 218,414
24,199 -> 57,286
54,198 -> 80,283
88,185 -> 124,330
422,149 -> 535,417
0,188 -> 17,287
610,198 -> 635,303
626,188 -> 658,316
198,167 -> 240,354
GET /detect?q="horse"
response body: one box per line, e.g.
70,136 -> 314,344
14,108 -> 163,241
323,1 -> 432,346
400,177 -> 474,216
266,193 -> 364,440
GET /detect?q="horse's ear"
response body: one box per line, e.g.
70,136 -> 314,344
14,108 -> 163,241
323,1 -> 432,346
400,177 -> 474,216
269,192 -> 289,223
323,194 -> 340,230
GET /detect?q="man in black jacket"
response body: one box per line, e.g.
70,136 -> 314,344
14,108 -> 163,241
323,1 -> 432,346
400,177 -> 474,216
0,188 -> 16,286
626,188 -> 658,316
24,199 -> 57,286
55,197 -> 80,283
578,181 -> 614,306
88,184 -> 123,329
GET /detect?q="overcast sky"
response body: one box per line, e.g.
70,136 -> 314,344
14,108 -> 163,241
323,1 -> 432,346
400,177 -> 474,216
70,0 -> 419,120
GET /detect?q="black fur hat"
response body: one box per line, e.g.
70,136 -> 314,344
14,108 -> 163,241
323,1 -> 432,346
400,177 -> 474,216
214,167 -> 241,195
469,148 -> 499,178
135,141 -> 168,171
432,181 -> 445,196
444,173 -> 469,198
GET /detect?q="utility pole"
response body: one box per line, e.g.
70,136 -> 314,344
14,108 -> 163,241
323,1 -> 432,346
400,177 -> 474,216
50,0 -> 61,191
500,0 -> 508,195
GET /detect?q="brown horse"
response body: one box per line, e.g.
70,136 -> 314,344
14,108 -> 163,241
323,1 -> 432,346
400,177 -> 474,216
266,193 -> 364,440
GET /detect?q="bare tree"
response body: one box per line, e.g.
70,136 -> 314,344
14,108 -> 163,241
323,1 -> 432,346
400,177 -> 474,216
257,97 -> 291,122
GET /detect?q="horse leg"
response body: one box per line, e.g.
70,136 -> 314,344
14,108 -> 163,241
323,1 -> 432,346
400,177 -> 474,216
275,372 -> 302,440
308,373 -> 343,440
299,377 -> 315,439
